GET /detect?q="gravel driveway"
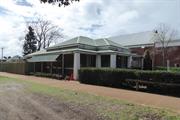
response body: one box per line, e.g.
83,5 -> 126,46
0,82 -> 103,120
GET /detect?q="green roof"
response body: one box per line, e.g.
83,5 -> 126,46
27,54 -> 60,62
48,36 -> 127,50
52,36 -> 95,47
25,50 -> 46,57
95,38 -> 126,48
25,36 -> 131,59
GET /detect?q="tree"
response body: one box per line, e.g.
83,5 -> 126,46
153,23 -> 177,66
23,26 -> 37,56
28,17 -> 63,50
40,0 -> 80,7
143,50 -> 152,70
3,56 -> 7,60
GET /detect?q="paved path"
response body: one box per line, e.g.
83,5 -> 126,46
0,72 -> 180,113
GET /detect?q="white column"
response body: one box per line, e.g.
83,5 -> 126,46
96,55 -> 101,68
110,54 -> 116,68
73,52 -> 80,80
128,56 -> 132,68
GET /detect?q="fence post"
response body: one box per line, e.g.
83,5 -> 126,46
136,81 -> 139,91
167,60 -> 170,72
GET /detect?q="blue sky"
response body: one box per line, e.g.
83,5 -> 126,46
0,0 -> 180,56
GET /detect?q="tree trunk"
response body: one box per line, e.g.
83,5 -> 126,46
37,41 -> 41,51
43,34 -> 46,49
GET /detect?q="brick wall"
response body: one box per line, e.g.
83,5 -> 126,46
130,46 -> 180,67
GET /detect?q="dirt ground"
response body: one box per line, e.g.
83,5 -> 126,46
0,82 -> 104,120
0,72 -> 180,113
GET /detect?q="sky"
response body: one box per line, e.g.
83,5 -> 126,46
0,0 -> 180,56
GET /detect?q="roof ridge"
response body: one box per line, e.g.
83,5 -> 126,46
77,36 -> 80,43
103,38 -> 109,45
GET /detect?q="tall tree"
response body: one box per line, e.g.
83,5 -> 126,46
143,50 -> 152,70
28,17 -> 63,50
153,23 -> 177,66
40,0 -> 80,7
23,26 -> 37,56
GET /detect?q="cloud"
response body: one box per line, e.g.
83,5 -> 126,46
0,0 -> 179,56
15,0 -> 32,7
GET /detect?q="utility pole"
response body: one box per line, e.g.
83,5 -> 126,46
152,42 -> 156,70
1,47 -> 3,60
1,47 -> 4,71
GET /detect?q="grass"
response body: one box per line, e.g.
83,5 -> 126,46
0,76 -> 180,120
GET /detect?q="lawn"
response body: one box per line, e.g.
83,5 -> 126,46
0,76 -> 180,120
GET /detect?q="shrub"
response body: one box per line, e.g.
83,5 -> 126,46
34,72 -> 52,78
33,72 -> 63,79
155,66 -> 180,72
138,70 -> 180,83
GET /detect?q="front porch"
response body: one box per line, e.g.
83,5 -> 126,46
30,52 -> 134,80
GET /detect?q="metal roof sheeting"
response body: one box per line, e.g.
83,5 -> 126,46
109,31 -> 155,46
27,54 -> 60,62
47,36 -> 127,50
109,31 -> 180,47
50,36 -> 95,48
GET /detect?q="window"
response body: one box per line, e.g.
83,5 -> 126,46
116,55 -> 128,68
64,54 -> 74,68
80,54 -> 96,67
101,55 -> 110,67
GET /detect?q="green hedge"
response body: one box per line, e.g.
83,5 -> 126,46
155,66 -> 180,72
79,68 -> 180,87
138,70 -> 180,83
79,68 -> 137,87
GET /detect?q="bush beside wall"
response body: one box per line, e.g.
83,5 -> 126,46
33,72 -> 63,79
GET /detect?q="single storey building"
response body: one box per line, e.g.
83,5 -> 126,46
25,36 -> 141,80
